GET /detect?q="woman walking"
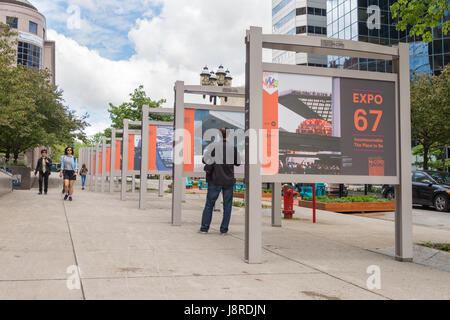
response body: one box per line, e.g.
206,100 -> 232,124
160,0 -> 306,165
80,164 -> 88,190
60,146 -> 78,201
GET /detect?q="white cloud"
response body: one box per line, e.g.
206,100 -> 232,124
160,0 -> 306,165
46,0 -> 272,135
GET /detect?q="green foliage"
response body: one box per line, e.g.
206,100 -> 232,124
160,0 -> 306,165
108,85 -> 171,129
410,64 -> 450,170
391,0 -> 450,42
303,195 -> 391,203
0,23 -> 88,163
413,145 -> 450,171
422,242 -> 450,252
233,201 -> 245,207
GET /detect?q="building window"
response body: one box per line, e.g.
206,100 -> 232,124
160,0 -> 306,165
29,21 -> 38,34
296,7 -> 306,15
6,17 -> 18,29
17,41 -> 42,69
296,26 -> 307,34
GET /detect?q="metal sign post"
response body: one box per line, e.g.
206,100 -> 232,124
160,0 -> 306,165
171,82 -> 246,226
139,105 -> 174,210
245,26 -> 412,263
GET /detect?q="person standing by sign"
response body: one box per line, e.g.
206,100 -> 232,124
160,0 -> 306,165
80,164 -> 88,190
34,149 -> 52,195
60,146 -> 78,201
200,127 -> 241,235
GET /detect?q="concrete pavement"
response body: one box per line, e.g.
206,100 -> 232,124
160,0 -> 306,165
0,182 -> 449,300
359,206 -> 450,230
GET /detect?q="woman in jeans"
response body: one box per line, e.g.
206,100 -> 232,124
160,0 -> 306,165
80,164 -> 88,190
60,146 -> 78,201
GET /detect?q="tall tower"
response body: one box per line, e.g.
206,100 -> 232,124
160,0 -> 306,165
272,0 -> 328,67
0,0 -> 55,84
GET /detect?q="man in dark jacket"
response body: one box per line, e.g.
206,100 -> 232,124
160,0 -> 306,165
200,127 -> 241,234
34,149 -> 52,195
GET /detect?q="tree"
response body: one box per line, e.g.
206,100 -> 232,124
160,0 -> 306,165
391,0 -> 450,42
0,23 -> 89,163
410,64 -> 450,170
108,85 -> 171,129
413,145 -> 449,171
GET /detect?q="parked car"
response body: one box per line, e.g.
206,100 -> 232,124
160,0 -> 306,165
382,171 -> 450,212
50,163 -> 60,173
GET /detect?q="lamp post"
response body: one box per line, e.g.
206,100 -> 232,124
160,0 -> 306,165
200,65 -> 233,105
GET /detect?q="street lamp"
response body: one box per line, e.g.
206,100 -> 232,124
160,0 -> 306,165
199,65 -> 233,104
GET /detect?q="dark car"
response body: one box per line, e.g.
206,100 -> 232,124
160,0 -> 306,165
382,171 -> 450,212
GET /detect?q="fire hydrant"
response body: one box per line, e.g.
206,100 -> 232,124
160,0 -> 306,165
283,186 -> 295,219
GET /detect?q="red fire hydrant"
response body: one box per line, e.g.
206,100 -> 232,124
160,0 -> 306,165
283,186 -> 295,219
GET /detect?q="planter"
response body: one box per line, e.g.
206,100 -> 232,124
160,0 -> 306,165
297,200 -> 395,213
233,193 -> 272,199
234,192 -> 245,199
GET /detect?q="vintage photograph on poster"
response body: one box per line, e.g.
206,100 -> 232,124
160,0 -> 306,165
264,72 -> 396,177
131,126 -> 174,172
267,73 -> 342,176
192,109 -> 245,173
156,126 -> 173,171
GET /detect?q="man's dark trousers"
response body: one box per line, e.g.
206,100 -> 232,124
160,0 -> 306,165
39,172 -> 50,194
200,183 -> 234,233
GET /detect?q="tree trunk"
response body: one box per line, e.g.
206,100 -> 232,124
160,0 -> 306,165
423,145 -> 429,171
13,150 -> 19,164
5,147 -> 10,163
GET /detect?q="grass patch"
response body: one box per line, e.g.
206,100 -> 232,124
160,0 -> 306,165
233,201 -> 245,208
302,195 -> 392,203
421,242 -> 450,252
232,201 -> 272,209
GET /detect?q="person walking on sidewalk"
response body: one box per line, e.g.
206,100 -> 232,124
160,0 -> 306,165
200,127 -> 241,235
60,146 -> 78,201
34,149 -> 52,195
80,164 -> 88,190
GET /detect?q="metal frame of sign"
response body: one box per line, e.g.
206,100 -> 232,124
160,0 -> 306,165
245,27 -> 412,264
171,83 -> 248,226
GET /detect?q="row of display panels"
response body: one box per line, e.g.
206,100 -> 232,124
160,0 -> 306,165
91,72 -> 396,179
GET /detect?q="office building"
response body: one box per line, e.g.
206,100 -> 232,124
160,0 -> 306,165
0,0 -> 55,82
326,0 -> 449,76
272,0 -> 328,67
0,0 -> 56,168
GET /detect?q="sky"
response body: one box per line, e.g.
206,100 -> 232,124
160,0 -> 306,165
31,0 -> 272,137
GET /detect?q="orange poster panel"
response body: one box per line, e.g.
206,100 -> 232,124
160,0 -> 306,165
106,147 -> 111,173
184,109 -> 195,172
148,125 -> 157,171
262,76 -> 279,175
128,134 -> 135,171
93,156 -> 96,175
115,140 -> 121,171
98,152 -> 102,174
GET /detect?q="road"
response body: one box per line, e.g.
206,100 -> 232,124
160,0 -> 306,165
357,206 -> 450,230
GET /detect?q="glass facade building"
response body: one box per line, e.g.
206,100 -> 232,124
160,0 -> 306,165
327,0 -> 450,76
17,41 -> 42,68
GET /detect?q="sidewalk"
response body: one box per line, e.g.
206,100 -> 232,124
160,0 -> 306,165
0,183 -> 449,300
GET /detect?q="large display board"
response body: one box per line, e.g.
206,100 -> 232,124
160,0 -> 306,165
262,72 -> 397,177
183,109 -> 244,173
127,126 -> 174,172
